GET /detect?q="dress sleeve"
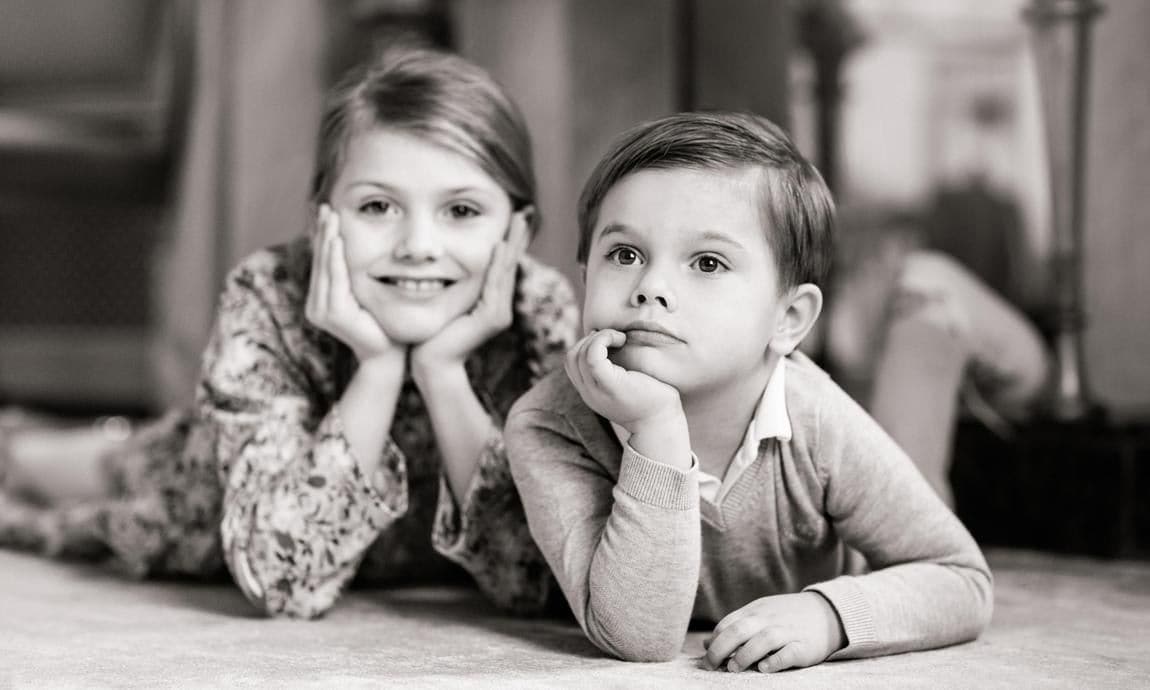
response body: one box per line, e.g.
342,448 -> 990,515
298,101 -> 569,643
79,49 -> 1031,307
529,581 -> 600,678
430,257 -> 581,615
802,384 -> 994,659
199,258 -> 410,619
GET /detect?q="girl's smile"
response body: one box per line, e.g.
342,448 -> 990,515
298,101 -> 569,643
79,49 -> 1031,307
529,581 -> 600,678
327,127 -> 514,344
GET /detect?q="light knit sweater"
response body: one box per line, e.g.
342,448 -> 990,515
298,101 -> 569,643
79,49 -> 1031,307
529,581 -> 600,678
506,352 -> 993,662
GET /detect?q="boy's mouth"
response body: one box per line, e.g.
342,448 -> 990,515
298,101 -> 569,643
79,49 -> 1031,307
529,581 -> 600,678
620,320 -> 684,345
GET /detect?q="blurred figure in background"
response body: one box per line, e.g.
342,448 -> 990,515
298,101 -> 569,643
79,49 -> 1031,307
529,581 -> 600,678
817,204 -> 1050,506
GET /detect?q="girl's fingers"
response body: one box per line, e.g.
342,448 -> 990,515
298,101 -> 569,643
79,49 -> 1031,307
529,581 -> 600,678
328,225 -> 354,312
311,206 -> 334,316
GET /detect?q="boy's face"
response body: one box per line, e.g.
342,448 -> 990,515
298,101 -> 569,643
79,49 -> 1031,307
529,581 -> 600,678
327,127 -> 513,344
582,167 -> 789,397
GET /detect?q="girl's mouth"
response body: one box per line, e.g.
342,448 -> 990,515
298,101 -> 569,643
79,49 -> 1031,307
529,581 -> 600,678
378,277 -> 455,293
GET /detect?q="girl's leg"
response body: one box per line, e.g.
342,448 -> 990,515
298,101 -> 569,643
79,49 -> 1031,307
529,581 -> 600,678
1,417 -> 131,505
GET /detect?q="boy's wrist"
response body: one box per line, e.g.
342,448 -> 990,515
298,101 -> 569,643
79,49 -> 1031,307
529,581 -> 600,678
626,408 -> 692,471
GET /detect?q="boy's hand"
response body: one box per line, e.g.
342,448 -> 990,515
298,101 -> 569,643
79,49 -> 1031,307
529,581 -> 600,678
306,205 -> 402,364
411,210 -> 529,379
565,329 -> 690,467
702,592 -> 846,673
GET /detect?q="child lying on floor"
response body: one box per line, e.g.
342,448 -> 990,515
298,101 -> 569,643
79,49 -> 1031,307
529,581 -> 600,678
506,111 -> 992,672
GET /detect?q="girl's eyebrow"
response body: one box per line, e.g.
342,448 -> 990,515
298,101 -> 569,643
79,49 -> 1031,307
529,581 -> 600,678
346,182 -> 496,198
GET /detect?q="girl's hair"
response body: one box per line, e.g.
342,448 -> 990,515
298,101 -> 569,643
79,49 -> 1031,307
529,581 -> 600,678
577,111 -> 834,290
311,45 -> 539,234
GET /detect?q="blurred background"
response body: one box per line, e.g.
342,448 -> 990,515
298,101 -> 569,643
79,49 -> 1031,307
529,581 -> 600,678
1,0 -> 1148,554
0,0 -> 1145,415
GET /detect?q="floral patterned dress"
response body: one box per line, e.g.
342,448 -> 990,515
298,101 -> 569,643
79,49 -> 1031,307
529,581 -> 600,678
0,237 -> 579,619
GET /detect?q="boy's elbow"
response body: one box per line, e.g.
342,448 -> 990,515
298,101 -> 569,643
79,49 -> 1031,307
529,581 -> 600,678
586,612 -> 684,662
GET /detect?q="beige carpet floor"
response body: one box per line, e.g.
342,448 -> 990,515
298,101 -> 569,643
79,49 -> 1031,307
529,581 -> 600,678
1,548 -> 1147,688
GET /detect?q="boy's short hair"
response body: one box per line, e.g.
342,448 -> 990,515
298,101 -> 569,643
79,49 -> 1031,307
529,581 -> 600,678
576,111 -> 834,289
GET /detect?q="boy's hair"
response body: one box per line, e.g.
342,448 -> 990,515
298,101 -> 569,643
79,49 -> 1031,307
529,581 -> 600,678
312,45 -> 539,234
577,111 -> 835,289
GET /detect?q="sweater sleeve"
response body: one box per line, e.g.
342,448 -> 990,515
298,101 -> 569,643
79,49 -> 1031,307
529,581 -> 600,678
506,400 -> 701,661
201,261 -> 408,619
802,385 -> 993,659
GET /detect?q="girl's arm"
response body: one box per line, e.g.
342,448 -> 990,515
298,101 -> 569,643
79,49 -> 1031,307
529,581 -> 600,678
201,249 -> 410,619
425,256 -> 580,614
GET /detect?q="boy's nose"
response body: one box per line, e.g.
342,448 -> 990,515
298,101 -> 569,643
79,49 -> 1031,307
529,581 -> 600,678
629,279 -> 677,311
394,216 -> 443,261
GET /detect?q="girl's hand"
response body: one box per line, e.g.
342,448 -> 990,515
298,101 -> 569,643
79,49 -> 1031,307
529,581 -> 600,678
306,205 -> 400,363
410,210 -> 530,377
702,592 -> 846,673
565,329 -> 690,468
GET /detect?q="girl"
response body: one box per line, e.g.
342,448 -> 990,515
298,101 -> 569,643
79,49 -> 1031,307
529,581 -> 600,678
0,46 -> 578,619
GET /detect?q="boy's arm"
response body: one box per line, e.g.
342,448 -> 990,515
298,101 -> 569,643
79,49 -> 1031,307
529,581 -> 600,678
804,387 -> 993,659
506,400 -> 701,662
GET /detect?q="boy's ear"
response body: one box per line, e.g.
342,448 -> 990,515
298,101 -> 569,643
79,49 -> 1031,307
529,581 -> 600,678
768,283 -> 823,357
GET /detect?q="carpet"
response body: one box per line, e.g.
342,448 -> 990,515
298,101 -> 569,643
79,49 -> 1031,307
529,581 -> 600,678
1,548 -> 1147,688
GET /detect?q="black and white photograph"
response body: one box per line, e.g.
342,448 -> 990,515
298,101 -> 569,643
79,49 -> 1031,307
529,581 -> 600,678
1,0 -> 1147,687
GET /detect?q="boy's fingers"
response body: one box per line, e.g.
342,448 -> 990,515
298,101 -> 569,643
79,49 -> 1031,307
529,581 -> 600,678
731,629 -> 786,673
758,643 -> 802,674
705,620 -> 755,670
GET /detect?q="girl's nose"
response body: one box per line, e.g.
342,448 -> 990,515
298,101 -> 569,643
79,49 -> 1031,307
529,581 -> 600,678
394,215 -> 443,261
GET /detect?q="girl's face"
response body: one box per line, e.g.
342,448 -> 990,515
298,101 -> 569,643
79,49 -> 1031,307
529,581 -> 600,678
327,127 -> 515,344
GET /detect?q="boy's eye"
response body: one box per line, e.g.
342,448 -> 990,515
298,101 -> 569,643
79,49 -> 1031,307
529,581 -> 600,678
448,203 -> 480,219
693,255 -> 727,273
607,246 -> 641,266
359,199 -> 394,216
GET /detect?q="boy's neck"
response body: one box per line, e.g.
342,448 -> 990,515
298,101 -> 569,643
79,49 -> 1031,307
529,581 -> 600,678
680,355 -> 780,478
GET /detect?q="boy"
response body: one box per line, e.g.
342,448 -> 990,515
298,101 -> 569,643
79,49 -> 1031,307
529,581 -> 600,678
505,112 -> 992,672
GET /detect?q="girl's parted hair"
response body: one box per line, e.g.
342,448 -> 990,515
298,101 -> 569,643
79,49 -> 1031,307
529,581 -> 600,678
312,46 -> 539,234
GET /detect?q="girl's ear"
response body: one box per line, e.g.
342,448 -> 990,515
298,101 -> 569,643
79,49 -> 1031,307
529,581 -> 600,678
768,283 -> 823,357
515,204 -> 538,238
312,203 -> 331,236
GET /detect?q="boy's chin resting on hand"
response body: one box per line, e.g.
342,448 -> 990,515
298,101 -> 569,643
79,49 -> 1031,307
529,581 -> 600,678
702,592 -> 847,673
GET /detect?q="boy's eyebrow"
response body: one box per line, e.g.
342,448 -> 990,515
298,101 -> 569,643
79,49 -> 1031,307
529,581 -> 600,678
597,222 -> 632,240
695,230 -> 746,250
598,223 -> 746,250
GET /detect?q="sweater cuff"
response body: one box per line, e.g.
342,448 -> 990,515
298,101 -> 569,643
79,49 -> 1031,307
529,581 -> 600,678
805,576 -> 878,659
616,442 -> 698,510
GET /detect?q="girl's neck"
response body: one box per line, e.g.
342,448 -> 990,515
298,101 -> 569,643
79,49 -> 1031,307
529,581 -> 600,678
681,356 -> 779,478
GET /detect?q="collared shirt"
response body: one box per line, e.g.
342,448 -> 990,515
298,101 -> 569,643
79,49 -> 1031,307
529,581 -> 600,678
612,359 -> 792,505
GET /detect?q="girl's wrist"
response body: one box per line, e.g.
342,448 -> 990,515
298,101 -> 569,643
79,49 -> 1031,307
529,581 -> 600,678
355,348 -> 407,383
411,358 -> 469,398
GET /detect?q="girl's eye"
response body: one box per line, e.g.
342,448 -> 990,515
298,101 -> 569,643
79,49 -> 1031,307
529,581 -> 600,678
359,199 -> 394,216
607,246 -> 641,266
694,255 -> 727,273
449,204 -> 480,220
